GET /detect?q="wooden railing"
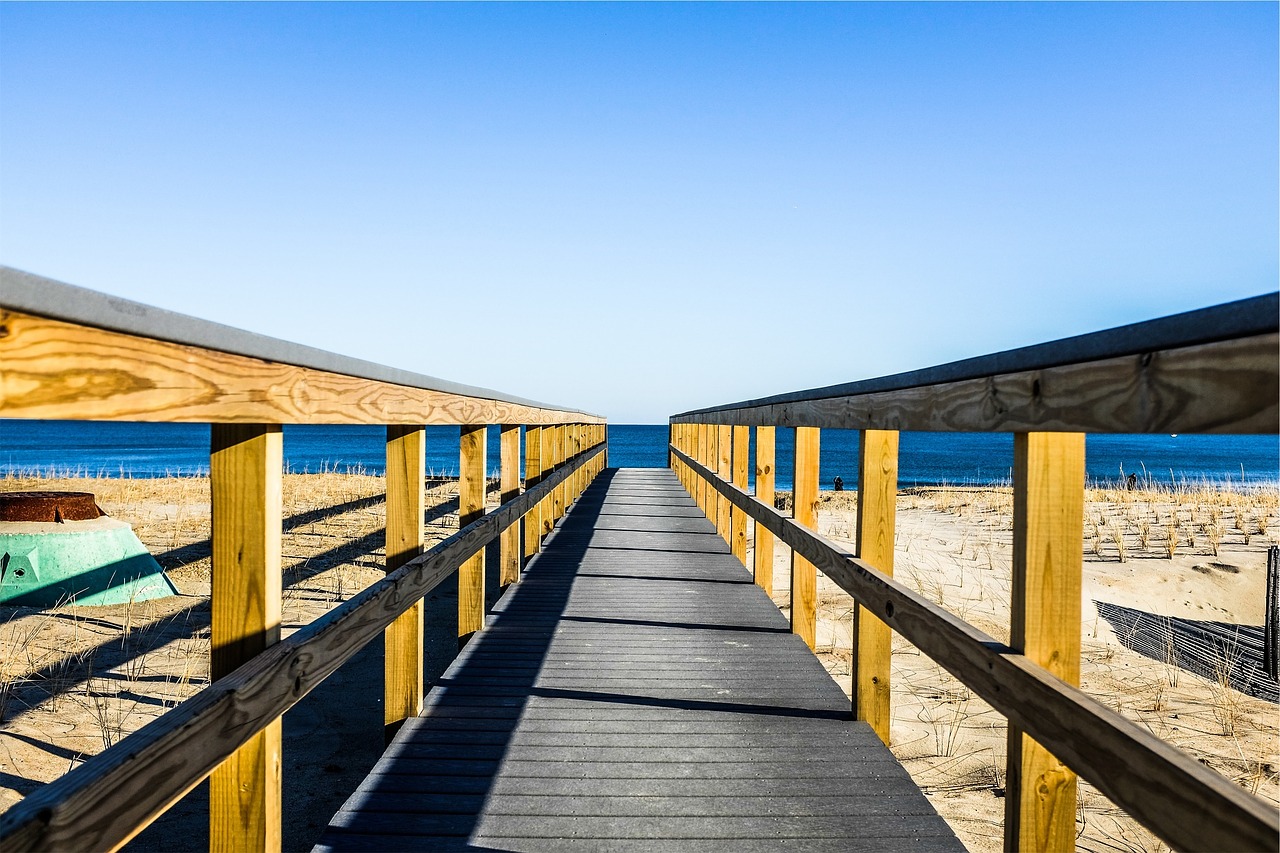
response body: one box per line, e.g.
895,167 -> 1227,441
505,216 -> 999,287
0,266 -> 608,852
669,293 -> 1279,853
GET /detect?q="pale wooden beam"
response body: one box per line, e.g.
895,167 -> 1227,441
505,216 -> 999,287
731,425 -> 749,564
854,429 -> 898,744
717,424 -> 732,543
695,424 -> 707,514
0,310 -> 605,427
458,425 -> 487,642
753,426 -> 776,596
552,425 -> 566,523
791,426 -> 820,649
523,425 -> 542,560
383,425 -> 426,742
499,425 -> 521,586
539,425 -> 555,538
1005,432 -> 1085,853
209,424 -> 283,853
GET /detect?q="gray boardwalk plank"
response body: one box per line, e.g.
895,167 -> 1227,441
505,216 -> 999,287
314,468 -> 962,852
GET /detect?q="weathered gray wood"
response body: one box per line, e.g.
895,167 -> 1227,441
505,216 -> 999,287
316,834 -> 965,853
313,469 -> 960,852
672,446 -> 1280,853
672,295 -> 1278,434
670,332 -> 1278,434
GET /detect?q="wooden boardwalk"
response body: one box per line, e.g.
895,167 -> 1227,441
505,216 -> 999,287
314,469 -> 962,852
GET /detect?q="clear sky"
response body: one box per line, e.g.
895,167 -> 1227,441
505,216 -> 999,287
1,3 -> 1275,423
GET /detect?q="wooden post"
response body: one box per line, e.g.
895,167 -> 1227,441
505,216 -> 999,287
681,424 -> 692,493
209,424 -> 282,853
791,426 -> 819,649
552,424 -> 565,523
753,426 -> 776,595
731,425 -> 749,565
578,424 -> 585,493
539,425 -> 555,537
854,429 -> 898,744
499,424 -> 520,586
524,425 -> 542,561
383,425 -> 425,742
703,423 -> 714,518
717,424 -> 732,544
1005,432 -> 1085,853
458,425 -> 487,643
706,420 -> 716,514
695,424 -> 707,513
566,424 -> 576,504
1266,546 -> 1279,681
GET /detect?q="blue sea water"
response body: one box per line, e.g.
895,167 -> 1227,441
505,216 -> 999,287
1,421 -> 1276,491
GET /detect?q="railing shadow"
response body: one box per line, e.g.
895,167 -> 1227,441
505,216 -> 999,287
316,468 -> 851,851
0,491 -> 463,729
316,472 -> 618,850
1094,600 -> 1278,702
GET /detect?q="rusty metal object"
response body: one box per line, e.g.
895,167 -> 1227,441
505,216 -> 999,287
0,492 -> 104,523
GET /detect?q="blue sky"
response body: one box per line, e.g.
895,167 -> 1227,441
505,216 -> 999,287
1,3 -> 1275,423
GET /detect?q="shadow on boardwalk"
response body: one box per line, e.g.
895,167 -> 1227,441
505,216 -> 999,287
315,468 -> 959,852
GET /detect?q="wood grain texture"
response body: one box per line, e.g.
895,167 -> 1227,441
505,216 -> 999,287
671,446 -> 1278,853
551,426 -> 566,524
753,426 -> 776,595
209,424 -> 283,853
683,424 -> 695,496
0,445 -> 604,853
695,424 -> 708,514
499,425 -> 521,586
384,425 -> 426,740
854,430 -> 897,745
1005,433 -> 1084,853
540,426 -> 556,537
668,334 -> 1278,434
703,424 -> 715,521
524,426 -> 543,560
572,426 -> 584,504
731,425 -> 749,565
791,427 -> 820,649
717,424 -> 732,543
0,311 -> 603,426
459,425 -> 487,639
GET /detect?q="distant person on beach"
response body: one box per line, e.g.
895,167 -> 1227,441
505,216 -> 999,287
1126,473 -> 1137,490
833,476 -> 844,492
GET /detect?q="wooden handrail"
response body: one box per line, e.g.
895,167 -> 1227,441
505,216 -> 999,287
0,266 -> 602,425
0,443 -> 604,853
671,294 -> 1278,433
1,271 -> 607,853
669,296 -> 1279,852
671,445 -> 1279,853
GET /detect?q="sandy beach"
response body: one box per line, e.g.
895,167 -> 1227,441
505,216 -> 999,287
1,473 -> 1276,852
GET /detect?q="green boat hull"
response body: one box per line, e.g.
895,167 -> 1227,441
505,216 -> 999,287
0,517 -> 177,607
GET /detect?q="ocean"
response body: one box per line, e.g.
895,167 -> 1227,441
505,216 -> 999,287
0,421 -> 1275,491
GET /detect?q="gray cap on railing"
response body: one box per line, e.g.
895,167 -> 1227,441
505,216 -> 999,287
1,265 -> 600,418
673,292 -> 1279,418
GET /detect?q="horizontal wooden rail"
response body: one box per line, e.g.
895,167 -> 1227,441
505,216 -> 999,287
671,445 -> 1279,853
0,266 -> 602,425
0,443 -> 605,853
671,295 -> 1278,433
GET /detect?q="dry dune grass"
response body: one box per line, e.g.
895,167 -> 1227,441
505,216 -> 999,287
0,470 -> 505,848
762,484 -> 1279,853
2,472 -> 1277,853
